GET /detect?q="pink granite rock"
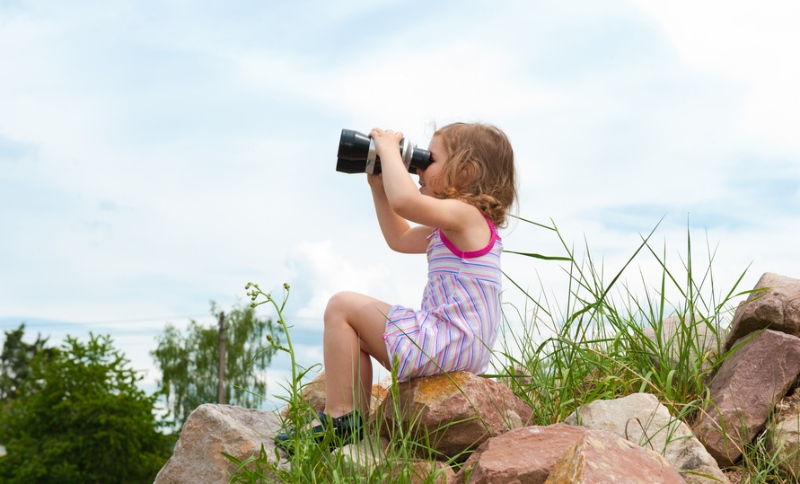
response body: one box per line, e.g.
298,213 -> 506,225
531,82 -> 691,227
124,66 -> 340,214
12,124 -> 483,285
695,329 -> 800,466
725,273 -> 800,350
544,429 -> 684,483
279,370 -> 392,420
455,423 -> 586,483
379,371 -> 533,460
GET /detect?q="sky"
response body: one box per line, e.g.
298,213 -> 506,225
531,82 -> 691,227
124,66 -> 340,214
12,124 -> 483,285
2,0 -> 799,402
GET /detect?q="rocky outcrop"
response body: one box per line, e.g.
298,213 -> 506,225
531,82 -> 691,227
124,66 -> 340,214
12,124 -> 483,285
565,393 -> 727,484
155,272 -> 800,482
378,371 -> 533,460
154,404 -> 285,484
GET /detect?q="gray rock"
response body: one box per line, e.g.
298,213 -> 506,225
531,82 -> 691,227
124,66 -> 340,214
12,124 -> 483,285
642,314 -> 725,373
154,404 -> 285,483
340,433 -> 390,473
565,393 -> 727,483
767,388 -> 800,478
768,413 -> 800,478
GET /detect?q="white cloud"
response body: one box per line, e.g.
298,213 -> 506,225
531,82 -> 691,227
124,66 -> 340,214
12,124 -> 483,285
631,0 -> 800,153
228,42 -> 562,145
2,0 -> 799,398
284,240 -> 391,321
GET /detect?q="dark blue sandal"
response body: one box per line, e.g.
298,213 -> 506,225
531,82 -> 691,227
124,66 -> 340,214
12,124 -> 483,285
274,410 -> 364,456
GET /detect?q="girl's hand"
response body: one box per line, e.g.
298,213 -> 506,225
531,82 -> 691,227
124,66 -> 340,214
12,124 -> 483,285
369,128 -> 404,159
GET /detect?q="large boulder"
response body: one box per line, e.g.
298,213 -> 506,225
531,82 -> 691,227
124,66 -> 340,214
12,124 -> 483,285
455,423 -> 586,483
544,429 -> 685,483
724,273 -> 800,350
154,404 -> 284,483
695,329 -> 800,466
378,371 -> 533,460
565,393 -> 727,483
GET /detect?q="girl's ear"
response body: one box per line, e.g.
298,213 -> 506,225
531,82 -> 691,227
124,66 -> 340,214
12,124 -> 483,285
455,162 -> 476,187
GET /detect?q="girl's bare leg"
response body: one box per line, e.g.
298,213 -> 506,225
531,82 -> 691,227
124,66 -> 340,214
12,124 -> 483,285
323,291 -> 392,418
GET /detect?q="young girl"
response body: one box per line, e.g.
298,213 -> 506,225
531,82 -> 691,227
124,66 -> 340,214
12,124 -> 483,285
276,122 -> 517,453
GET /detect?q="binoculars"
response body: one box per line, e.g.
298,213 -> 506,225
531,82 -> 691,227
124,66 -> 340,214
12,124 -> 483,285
336,129 -> 433,175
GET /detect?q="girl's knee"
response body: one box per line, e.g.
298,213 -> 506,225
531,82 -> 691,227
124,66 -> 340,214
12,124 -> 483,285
325,291 -> 356,320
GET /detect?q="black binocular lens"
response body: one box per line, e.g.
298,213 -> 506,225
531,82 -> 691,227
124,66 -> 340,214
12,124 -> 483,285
408,148 -> 432,172
337,129 -> 372,162
336,129 -> 432,175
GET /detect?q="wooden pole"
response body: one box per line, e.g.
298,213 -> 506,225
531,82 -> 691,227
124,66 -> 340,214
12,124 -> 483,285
218,311 -> 225,405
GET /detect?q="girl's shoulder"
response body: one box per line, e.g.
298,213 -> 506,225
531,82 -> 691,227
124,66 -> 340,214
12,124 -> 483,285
438,206 -> 496,254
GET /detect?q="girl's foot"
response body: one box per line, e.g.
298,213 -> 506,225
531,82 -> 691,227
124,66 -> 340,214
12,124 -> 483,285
274,410 -> 364,456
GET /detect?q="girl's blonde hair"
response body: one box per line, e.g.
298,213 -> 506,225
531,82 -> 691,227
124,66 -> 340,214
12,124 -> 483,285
433,122 -> 517,228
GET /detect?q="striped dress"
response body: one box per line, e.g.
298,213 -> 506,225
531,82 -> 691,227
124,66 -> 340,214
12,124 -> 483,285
383,216 -> 503,382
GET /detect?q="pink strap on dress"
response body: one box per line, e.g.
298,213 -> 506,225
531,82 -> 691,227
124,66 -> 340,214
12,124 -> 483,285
438,214 -> 500,258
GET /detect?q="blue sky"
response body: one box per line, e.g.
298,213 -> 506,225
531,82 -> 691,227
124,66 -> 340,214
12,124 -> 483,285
2,0 -> 799,395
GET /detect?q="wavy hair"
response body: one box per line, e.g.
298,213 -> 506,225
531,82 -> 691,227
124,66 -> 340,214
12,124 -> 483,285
432,122 -> 517,228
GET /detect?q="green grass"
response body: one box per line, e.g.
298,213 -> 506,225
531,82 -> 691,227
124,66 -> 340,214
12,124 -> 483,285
228,217 -> 797,483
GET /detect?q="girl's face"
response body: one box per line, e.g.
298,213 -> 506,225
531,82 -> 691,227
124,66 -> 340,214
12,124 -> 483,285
417,135 -> 448,197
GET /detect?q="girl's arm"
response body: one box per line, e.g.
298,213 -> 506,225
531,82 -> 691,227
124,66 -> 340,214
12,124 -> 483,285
370,129 -> 483,236
368,173 -> 431,254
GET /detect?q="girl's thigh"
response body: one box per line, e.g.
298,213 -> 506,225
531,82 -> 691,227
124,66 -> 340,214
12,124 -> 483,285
327,291 -> 393,368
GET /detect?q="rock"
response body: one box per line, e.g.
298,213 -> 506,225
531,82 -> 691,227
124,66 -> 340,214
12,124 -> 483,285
768,413 -> 800,478
280,371 -> 393,420
455,423 -> 586,483
390,460 -> 455,483
642,314 -> 725,373
379,371 -> 533,460
564,393 -> 727,484
724,273 -> 800,351
767,388 -> 800,478
155,404 -> 285,484
339,433 -> 390,477
774,387 -> 800,420
544,429 -> 685,483
340,434 -> 454,482
279,371 -> 327,418
695,329 -> 800,466
371,375 -> 394,418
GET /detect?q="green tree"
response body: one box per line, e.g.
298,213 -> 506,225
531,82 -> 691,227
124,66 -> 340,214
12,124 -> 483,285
0,323 -> 56,401
0,333 -> 172,483
151,301 -> 282,430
